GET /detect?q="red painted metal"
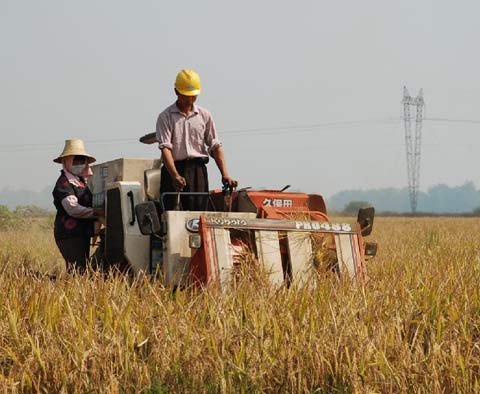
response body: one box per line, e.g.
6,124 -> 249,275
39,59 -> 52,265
190,189 -> 369,287
189,215 -> 210,288
245,191 -> 326,211
209,189 -> 329,221
355,223 -> 367,281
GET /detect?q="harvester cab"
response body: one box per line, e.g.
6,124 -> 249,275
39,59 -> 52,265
89,142 -> 377,289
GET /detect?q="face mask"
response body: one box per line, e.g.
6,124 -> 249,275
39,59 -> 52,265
70,164 -> 85,176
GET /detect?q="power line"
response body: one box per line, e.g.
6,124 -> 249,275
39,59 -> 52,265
222,118 -> 399,136
0,116 -> 478,153
0,139 -> 138,153
425,117 -> 480,124
0,118 -> 404,153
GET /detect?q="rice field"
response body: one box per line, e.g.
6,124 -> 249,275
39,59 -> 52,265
1,217 -> 480,393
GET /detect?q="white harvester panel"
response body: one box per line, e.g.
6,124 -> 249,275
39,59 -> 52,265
105,181 -> 150,273
213,228 -> 236,288
201,216 -> 365,287
89,158 -> 161,207
334,233 -> 361,279
161,211 -> 257,287
255,231 -> 284,285
287,232 -> 314,285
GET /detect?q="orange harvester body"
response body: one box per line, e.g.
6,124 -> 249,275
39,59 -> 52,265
188,189 -> 370,289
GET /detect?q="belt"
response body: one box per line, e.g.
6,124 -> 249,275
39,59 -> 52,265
174,157 -> 209,165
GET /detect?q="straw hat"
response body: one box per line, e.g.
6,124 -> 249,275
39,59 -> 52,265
53,139 -> 96,164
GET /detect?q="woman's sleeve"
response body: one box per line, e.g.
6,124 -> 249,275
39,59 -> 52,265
54,175 -> 93,218
61,195 -> 94,218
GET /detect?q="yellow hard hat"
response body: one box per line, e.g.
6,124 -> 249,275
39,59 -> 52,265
175,69 -> 201,96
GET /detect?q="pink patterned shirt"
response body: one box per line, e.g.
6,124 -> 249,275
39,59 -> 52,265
156,103 -> 221,161
61,170 -> 94,218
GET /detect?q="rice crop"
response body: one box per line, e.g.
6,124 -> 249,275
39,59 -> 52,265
1,217 -> 480,393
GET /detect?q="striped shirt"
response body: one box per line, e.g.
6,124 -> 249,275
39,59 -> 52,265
156,103 -> 221,161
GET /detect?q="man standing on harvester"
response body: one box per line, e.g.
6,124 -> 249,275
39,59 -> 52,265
156,69 -> 237,211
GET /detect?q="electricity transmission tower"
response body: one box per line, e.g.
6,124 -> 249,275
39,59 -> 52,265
402,86 -> 425,213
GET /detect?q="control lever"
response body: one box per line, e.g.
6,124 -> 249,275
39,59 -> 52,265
222,183 -> 235,212
174,192 -> 181,211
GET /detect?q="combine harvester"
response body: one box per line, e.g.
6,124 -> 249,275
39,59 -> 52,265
89,135 -> 377,290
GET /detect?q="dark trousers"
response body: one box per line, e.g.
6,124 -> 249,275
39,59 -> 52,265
56,237 -> 91,273
160,159 -> 209,211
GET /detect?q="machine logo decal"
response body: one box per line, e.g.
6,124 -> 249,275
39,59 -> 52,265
263,198 -> 293,208
204,216 -> 355,233
208,218 -> 248,226
295,221 -> 352,232
186,218 -> 200,232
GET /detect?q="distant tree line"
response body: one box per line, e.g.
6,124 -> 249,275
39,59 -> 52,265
2,182 -> 480,215
328,182 -> 480,214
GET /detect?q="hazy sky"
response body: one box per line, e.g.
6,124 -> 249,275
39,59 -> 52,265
1,0 -> 479,198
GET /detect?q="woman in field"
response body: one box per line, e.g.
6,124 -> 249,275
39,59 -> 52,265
52,139 -> 103,273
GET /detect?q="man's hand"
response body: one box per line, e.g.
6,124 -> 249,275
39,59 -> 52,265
174,175 -> 187,191
222,176 -> 238,188
161,148 -> 186,192
211,147 -> 237,189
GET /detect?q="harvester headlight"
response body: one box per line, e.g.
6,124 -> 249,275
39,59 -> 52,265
364,242 -> 378,258
189,234 -> 202,249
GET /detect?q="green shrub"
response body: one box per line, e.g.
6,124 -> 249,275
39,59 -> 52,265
0,205 -> 15,229
343,200 -> 371,215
